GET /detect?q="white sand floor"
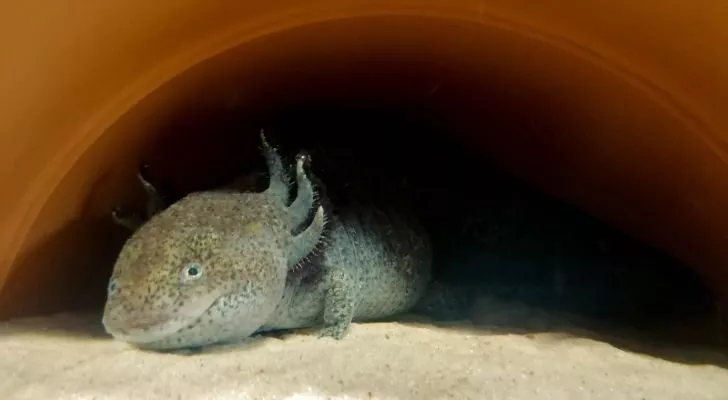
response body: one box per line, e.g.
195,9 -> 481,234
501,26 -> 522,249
2,301 -> 728,400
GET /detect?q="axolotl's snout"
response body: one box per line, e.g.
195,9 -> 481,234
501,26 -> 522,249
102,276 -> 231,346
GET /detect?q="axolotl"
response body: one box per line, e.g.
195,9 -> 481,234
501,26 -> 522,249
102,133 -> 432,350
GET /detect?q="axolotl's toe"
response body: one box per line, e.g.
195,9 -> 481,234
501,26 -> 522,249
317,323 -> 350,340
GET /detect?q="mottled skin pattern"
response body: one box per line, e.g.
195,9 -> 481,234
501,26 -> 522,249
261,201 -> 432,339
102,132 -> 325,350
106,134 -> 433,349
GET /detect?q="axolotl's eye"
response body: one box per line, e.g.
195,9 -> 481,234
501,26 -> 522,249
182,263 -> 203,282
107,278 -> 118,296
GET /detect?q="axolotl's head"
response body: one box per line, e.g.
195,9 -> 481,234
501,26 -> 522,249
102,188 -> 324,350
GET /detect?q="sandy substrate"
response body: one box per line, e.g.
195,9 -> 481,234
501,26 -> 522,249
2,308 -> 728,400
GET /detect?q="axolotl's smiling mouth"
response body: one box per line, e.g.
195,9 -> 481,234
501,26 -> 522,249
102,288 -> 227,346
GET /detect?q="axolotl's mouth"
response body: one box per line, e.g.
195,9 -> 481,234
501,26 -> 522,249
102,289 -> 226,346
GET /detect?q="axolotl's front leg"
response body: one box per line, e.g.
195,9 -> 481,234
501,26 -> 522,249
320,257 -> 361,340
311,205 -> 433,341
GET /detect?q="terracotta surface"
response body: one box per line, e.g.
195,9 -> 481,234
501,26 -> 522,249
1,1 -> 728,329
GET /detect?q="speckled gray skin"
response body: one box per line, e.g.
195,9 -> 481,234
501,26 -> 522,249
260,201 -> 433,339
107,136 -> 433,348
102,132 -> 325,350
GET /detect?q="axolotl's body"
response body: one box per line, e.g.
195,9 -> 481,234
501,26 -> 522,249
262,200 -> 432,340
103,134 -> 432,350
